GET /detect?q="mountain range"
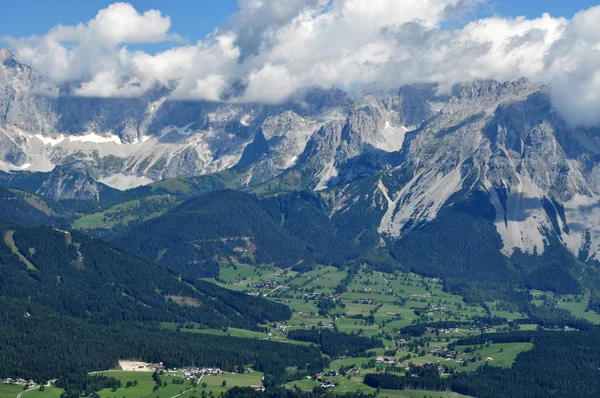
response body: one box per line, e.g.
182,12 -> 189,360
3,46 -> 600,283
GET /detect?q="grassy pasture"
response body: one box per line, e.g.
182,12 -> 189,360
0,385 -> 26,398
200,372 -> 264,395
95,371 -> 190,398
379,389 -> 472,398
21,388 -> 63,398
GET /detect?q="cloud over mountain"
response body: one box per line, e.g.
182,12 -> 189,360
4,0 -> 600,126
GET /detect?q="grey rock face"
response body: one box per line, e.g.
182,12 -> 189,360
0,49 -> 428,190
36,163 -> 117,201
333,78 -> 600,263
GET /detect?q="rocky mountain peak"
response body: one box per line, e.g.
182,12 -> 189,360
0,48 -> 31,79
444,78 -> 543,113
0,48 -> 17,63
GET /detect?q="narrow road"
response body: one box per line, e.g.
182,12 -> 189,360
263,285 -> 283,297
17,385 -> 38,398
378,272 -> 389,285
169,375 -> 204,398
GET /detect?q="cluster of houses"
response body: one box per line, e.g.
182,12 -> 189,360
427,346 -> 464,360
376,356 -> 398,364
392,339 -> 407,349
166,367 -> 225,379
314,373 -> 336,389
273,322 -> 289,332
425,305 -> 449,317
297,291 -> 341,301
410,292 -> 432,298
429,327 -> 460,334
170,366 -> 258,379
244,280 -> 288,297
3,378 -> 35,386
251,280 -> 286,290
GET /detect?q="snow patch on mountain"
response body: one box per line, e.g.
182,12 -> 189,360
68,133 -> 122,145
34,134 -> 64,146
33,133 -> 122,146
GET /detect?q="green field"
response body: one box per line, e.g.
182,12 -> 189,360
95,371 -> 191,398
219,264 -> 261,282
0,385 -> 26,398
324,376 -> 376,394
284,379 -> 321,391
201,372 -> 264,395
285,298 -> 320,313
182,327 -> 268,339
73,213 -> 106,229
449,343 -> 534,370
285,375 -> 377,395
92,371 -> 264,398
0,386 -> 64,398
21,388 -> 64,398
73,196 -> 177,230
518,324 -> 539,331
328,357 -> 372,371
558,294 -> 600,324
379,389 -> 473,398
335,317 -> 380,336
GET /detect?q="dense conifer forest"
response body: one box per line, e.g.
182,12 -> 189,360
286,329 -> 383,357
0,298 -> 325,380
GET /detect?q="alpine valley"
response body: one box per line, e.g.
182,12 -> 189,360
2,45 -> 600,398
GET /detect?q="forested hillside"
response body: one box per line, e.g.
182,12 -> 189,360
0,221 -> 290,328
112,190 -> 356,277
0,187 -> 71,227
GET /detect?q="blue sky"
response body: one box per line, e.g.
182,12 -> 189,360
1,0 -> 598,42
0,0 -> 239,40
489,0 -> 599,19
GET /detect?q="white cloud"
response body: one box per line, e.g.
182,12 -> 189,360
4,1 -> 600,126
545,6 -> 600,127
4,2 -> 173,87
244,63 -> 297,103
